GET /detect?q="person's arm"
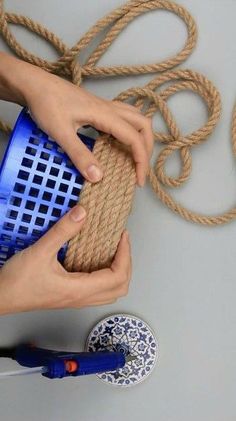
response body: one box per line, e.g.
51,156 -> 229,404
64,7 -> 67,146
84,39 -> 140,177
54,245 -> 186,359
0,52 -> 153,314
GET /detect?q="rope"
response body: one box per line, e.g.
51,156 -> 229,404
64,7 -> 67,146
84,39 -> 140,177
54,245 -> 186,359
0,0 -> 235,271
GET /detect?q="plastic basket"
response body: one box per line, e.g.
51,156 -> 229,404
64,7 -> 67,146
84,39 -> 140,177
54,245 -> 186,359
0,108 -> 94,266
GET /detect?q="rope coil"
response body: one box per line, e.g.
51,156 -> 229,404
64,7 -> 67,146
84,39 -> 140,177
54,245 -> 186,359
0,0 -> 235,271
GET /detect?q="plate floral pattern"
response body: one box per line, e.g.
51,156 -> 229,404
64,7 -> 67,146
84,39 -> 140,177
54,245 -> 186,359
86,314 -> 158,387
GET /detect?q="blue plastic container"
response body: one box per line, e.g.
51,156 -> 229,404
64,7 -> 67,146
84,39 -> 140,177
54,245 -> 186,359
0,108 -> 94,266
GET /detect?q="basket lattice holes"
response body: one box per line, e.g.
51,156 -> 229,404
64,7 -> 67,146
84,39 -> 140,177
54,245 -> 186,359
0,109 -> 94,266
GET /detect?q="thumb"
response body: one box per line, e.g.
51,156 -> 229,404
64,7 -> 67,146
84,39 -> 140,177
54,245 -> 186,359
33,205 -> 86,257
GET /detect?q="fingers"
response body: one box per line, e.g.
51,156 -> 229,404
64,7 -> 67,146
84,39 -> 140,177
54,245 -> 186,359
57,130 -> 103,183
92,107 -> 148,186
33,205 -> 86,257
113,102 -> 153,158
112,100 -> 142,114
54,94 -> 152,187
111,230 -> 132,278
79,299 -> 117,308
64,231 -> 132,308
56,295 -> 117,309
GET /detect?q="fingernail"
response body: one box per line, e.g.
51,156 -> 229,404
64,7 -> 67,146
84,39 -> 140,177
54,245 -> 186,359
139,177 -> 145,187
137,181 -> 144,188
70,205 -> 86,222
86,164 -> 102,182
124,230 -> 129,241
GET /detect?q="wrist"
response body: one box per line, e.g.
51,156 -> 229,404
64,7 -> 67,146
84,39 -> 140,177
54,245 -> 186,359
0,52 -> 35,106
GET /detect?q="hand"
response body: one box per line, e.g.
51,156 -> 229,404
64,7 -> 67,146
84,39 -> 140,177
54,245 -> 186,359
0,51 -> 153,186
0,53 -> 153,186
23,67 -> 153,186
0,205 -> 131,315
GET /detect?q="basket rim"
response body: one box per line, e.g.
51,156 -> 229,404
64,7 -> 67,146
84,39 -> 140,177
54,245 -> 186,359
0,107 -> 28,179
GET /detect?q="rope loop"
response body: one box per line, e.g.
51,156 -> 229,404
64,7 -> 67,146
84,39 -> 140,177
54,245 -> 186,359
0,0 -> 197,79
0,0 -> 236,242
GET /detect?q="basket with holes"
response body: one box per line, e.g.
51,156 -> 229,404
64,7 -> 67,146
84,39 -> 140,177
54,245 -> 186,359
0,108 -> 94,266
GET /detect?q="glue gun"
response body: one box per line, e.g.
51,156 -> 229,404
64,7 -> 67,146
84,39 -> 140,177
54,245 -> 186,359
0,344 -> 135,379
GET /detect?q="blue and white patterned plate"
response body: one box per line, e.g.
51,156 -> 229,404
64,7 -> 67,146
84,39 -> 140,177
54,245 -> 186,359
86,314 -> 158,387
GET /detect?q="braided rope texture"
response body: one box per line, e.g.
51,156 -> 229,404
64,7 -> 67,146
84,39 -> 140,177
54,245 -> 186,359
0,0 -> 235,271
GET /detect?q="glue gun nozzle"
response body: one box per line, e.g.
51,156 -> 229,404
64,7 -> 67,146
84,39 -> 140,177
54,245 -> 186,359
125,355 -> 137,364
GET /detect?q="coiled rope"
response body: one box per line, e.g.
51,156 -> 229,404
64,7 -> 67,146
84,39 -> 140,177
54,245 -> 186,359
0,0 -> 235,271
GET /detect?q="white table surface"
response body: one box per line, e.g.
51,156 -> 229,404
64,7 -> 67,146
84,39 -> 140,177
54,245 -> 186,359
0,1 -> 235,420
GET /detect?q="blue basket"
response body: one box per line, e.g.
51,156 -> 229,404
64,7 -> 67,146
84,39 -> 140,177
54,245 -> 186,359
0,108 -> 94,266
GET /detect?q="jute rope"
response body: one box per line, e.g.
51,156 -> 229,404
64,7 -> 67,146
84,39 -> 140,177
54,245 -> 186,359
0,0 -> 235,272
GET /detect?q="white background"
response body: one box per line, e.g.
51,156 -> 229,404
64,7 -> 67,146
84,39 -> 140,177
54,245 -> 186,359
0,1 -> 236,420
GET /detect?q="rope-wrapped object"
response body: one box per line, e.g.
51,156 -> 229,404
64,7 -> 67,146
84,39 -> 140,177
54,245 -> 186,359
0,0 -> 235,271
64,138 -> 136,272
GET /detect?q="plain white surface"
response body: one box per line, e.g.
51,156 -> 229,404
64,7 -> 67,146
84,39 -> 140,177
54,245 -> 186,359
0,1 -> 236,420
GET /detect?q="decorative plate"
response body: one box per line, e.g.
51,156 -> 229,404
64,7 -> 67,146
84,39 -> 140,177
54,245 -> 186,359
86,314 -> 158,387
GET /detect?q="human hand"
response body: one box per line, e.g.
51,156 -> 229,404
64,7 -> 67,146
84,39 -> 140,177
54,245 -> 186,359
0,52 -> 153,186
0,205 -> 131,315
24,67 -> 153,186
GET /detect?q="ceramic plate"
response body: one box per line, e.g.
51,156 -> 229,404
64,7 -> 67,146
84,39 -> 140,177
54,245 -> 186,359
86,314 -> 158,387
